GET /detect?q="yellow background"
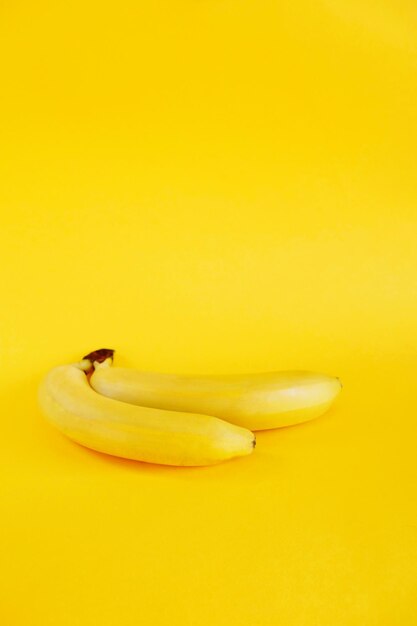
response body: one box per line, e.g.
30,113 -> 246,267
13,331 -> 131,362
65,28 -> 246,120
1,1 -> 417,624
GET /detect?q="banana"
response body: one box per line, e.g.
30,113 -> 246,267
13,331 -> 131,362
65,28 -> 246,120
39,359 -> 255,466
89,351 -> 342,431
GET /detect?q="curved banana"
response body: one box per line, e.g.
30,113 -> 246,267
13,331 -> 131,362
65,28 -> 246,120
89,352 -> 342,431
39,360 -> 255,466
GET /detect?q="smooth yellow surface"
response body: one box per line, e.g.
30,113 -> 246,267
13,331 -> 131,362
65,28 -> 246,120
1,1 -> 417,624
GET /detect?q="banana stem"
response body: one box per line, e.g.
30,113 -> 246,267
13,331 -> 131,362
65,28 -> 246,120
81,349 -> 115,374
83,348 -> 114,363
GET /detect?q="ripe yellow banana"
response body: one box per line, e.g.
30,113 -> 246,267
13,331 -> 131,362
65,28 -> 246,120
89,351 -> 342,431
38,359 -> 255,466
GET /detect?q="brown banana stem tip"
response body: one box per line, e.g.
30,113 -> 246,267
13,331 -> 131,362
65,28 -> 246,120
83,348 -> 115,364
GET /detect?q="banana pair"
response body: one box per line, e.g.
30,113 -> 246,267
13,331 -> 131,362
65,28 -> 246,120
39,349 -> 342,467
